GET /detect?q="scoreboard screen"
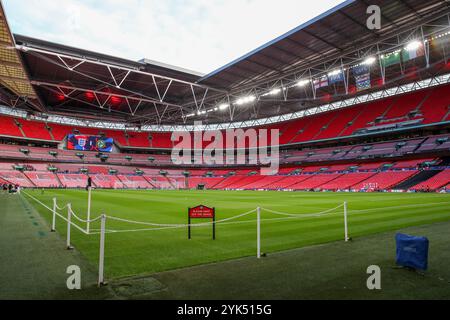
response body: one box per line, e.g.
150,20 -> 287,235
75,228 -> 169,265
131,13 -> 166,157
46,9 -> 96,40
67,134 -> 114,152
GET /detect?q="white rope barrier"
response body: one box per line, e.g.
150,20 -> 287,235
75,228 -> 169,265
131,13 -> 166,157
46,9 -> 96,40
55,204 -> 69,211
86,209 -> 258,235
261,203 -> 345,218
22,191 -> 352,287
21,190 -> 450,288
23,192 -> 88,235
69,207 -> 103,224
107,208 -> 258,229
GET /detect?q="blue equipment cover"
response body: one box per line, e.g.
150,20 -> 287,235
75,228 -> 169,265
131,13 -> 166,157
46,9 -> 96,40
396,234 -> 429,271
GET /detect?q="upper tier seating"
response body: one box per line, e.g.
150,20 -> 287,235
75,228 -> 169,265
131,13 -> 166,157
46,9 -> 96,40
0,116 -> 23,137
17,119 -> 52,140
1,84 -> 449,149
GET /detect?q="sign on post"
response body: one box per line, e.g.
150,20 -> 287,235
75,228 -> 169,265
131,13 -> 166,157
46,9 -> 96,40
188,205 -> 216,240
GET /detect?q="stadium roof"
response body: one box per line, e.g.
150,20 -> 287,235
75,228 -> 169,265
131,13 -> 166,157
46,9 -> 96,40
0,4 -> 42,111
199,0 -> 449,90
1,0 -> 450,127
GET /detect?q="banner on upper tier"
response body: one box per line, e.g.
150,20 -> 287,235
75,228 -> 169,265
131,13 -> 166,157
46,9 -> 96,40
67,134 -> 114,152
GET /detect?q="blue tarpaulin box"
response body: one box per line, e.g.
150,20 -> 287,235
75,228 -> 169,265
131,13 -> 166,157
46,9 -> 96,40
396,234 -> 429,271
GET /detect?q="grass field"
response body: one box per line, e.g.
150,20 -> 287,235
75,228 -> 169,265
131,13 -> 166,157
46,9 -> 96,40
23,189 -> 450,280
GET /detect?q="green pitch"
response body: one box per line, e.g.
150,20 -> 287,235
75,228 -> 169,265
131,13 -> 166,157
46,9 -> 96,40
23,189 -> 450,280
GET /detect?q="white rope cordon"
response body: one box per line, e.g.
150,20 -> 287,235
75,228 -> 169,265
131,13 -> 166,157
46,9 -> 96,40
107,208 -> 257,229
55,203 -> 69,211
22,191 -> 89,235
261,203 -> 344,218
69,207 -> 103,224
90,206 -> 345,235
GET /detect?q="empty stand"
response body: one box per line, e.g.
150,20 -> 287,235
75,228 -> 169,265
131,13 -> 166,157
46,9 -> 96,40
411,170 -> 450,191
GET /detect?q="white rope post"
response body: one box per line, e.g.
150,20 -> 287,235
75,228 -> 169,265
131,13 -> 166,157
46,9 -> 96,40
67,204 -> 73,250
51,198 -> 57,232
344,201 -> 349,242
98,214 -> 107,287
87,187 -> 92,234
257,207 -> 261,259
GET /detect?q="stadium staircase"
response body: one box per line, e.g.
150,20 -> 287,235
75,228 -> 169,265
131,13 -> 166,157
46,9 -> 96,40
142,175 -> 157,188
394,170 -> 442,190
47,126 -> 56,141
54,173 -> 64,187
22,172 -> 37,188
165,176 -> 176,189
14,120 -> 26,138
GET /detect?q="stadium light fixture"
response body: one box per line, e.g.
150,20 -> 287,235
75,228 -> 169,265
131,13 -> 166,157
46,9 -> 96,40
405,40 -> 422,51
218,103 -> 230,111
110,96 -> 121,105
297,79 -> 309,87
235,95 -> 256,106
362,57 -> 376,66
269,88 -> 282,95
85,92 -> 95,100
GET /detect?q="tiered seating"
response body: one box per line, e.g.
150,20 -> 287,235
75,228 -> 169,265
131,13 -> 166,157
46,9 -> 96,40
417,135 -> 450,152
320,172 -> 377,190
117,175 -> 152,189
48,123 -> 72,141
267,175 -> 312,190
58,174 -> 88,188
213,176 -> 248,189
25,172 -> 60,188
290,174 -> 342,190
0,171 -> 34,187
315,106 -> 361,140
291,113 -> 331,143
87,166 -> 109,174
188,177 -> 225,189
420,85 -> 450,123
353,171 -> 418,191
127,132 -> 151,148
1,84 -> 450,149
411,170 -> 450,191
144,176 -> 175,189
224,175 -> 266,189
382,91 -> 427,121
393,159 -> 434,169
91,175 -> 124,189
240,176 -> 287,190
168,176 -> 185,189
16,119 -> 52,140
0,116 -> 22,137
357,162 -> 389,170
150,133 -> 173,149
102,130 -> 128,146
340,99 -> 393,136
0,162 -> 14,170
